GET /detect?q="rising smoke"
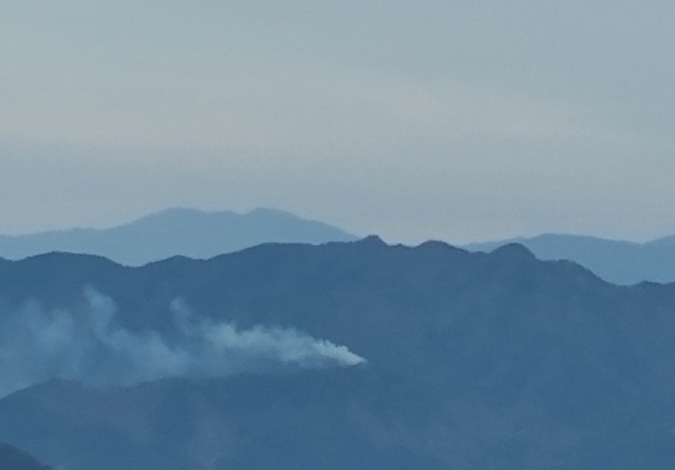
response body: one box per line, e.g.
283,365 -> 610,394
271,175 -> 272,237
0,289 -> 365,398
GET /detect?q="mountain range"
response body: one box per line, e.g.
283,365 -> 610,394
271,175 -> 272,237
0,208 -> 356,266
1,238 -> 675,469
4,208 -> 675,287
464,233 -> 675,285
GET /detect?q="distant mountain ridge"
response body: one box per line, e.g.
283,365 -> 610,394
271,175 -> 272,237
464,233 -> 675,285
0,208 -> 357,266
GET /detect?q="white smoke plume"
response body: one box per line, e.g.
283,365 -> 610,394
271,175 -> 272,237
0,289 -> 365,398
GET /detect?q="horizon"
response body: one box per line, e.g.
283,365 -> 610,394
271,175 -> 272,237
0,205 -> 670,246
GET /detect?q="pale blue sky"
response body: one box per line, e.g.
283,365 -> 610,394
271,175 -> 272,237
1,1 -> 674,243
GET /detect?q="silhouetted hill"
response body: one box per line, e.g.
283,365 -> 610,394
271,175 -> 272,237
465,233 -> 675,285
0,443 -> 51,469
1,238 -> 675,468
0,208 -> 356,266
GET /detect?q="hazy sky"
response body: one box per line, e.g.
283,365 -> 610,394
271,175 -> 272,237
1,1 -> 674,243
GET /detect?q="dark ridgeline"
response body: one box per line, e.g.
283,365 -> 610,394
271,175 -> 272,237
0,237 -> 675,469
0,207 -> 356,266
0,443 -> 51,469
465,233 -> 675,285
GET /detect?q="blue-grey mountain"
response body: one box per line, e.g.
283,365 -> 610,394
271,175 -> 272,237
1,239 -> 674,469
465,233 -> 675,285
0,208 -> 356,266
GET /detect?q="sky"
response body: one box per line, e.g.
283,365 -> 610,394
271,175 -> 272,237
1,1 -> 674,244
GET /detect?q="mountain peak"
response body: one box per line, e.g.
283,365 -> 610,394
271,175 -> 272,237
0,208 -> 357,266
491,242 -> 536,260
355,235 -> 387,246
465,233 -> 675,284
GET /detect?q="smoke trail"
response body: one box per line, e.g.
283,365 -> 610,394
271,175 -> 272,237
0,289 -> 365,398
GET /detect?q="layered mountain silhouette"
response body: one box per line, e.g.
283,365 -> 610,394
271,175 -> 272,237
465,233 -> 675,285
1,238 -> 675,469
0,443 -> 51,469
0,208 -> 356,266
